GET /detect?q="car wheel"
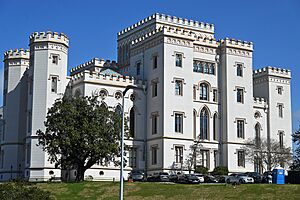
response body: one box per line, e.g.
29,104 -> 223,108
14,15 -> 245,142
226,179 -> 230,184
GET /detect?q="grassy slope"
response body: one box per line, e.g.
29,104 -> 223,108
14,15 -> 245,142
37,182 -> 300,200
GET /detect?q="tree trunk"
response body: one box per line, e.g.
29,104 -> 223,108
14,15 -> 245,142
75,166 -> 86,181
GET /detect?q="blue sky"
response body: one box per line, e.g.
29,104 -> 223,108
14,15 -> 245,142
0,0 -> 299,130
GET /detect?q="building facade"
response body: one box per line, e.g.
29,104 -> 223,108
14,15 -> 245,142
0,13 -> 292,181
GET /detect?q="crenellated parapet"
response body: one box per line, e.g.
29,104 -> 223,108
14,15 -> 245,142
118,13 -> 214,40
131,27 -> 163,47
29,31 -> 69,47
4,48 -> 30,61
253,97 -> 268,110
70,70 -> 146,88
70,58 -> 118,76
219,38 -> 253,51
253,66 -> 291,79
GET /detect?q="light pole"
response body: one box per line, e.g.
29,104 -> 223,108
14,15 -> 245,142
120,85 -> 138,200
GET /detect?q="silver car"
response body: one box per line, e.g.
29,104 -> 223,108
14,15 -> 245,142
194,173 -> 205,183
226,173 -> 254,184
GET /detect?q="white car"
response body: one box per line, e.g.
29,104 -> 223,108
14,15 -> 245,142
226,173 -> 254,184
194,174 -> 205,183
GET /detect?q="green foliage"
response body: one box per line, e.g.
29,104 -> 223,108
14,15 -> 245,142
0,182 -> 52,200
212,166 -> 229,175
37,96 -> 122,181
195,166 -> 208,174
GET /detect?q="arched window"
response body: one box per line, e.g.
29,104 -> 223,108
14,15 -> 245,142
193,110 -> 197,140
213,113 -> 218,140
200,83 -> 209,100
255,123 -> 261,145
115,105 -> 122,116
129,108 -> 135,138
200,108 -> 209,140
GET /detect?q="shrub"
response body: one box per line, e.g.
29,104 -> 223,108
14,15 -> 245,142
195,166 -> 209,174
0,182 -> 52,200
212,166 -> 229,175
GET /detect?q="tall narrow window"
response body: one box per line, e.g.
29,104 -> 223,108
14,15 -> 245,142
152,114 -> 158,135
52,55 -> 59,65
175,80 -> 183,96
200,83 -> 208,100
209,64 -> 215,75
175,113 -> 183,133
203,63 -> 209,73
237,120 -> 245,138
152,82 -> 158,97
279,132 -> 284,149
153,55 -> 158,69
27,111 -> 32,133
277,86 -> 283,95
255,123 -> 261,146
237,88 -> 244,103
129,108 -> 135,137
278,104 -> 283,118
175,53 -> 182,67
115,105 -> 122,116
175,146 -> 183,163
128,148 -> 137,168
214,150 -> 218,168
193,110 -> 197,139
237,64 -> 243,77
151,146 -> 158,165
213,89 -> 217,102
136,62 -> 141,76
0,150 -> 4,169
200,108 -> 209,140
51,77 -> 58,93
237,150 -> 245,167
199,150 -> 209,168
213,114 -> 218,140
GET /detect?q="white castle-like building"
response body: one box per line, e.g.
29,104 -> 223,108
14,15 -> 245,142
0,13 -> 292,181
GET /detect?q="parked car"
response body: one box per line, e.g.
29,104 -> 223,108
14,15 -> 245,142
226,173 -> 254,184
169,174 -> 179,182
262,171 -> 273,184
194,173 -> 205,183
204,175 -> 218,183
215,175 -> 229,183
147,172 -> 170,182
245,172 -> 262,183
128,171 -> 144,182
177,174 -> 200,184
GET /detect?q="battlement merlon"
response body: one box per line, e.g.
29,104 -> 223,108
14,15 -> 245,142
70,70 -> 146,88
29,31 -> 69,47
118,13 -> 214,40
70,58 -> 118,76
253,97 -> 268,109
253,66 -> 291,79
219,38 -> 253,51
4,48 -> 30,61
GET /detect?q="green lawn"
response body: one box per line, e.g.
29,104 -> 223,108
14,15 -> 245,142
37,182 -> 300,200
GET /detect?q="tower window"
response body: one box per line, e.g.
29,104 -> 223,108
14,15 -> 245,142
175,113 -> 183,133
200,83 -> 208,101
237,150 -> 245,167
175,53 -> 182,67
151,146 -> 158,165
278,104 -> 283,118
237,120 -> 245,138
128,148 -> 137,168
277,86 -> 283,95
51,77 -> 58,93
213,89 -> 217,102
153,55 -> 158,69
175,146 -> 183,163
279,131 -> 284,149
175,80 -> 183,96
136,62 -> 141,76
152,114 -> 158,135
237,88 -> 244,103
237,63 -> 243,77
52,55 -> 59,65
152,82 -> 158,97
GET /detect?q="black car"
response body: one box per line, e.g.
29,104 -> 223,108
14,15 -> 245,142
204,175 -> 218,183
128,171 -> 144,182
215,175 -> 228,183
169,174 -> 179,182
177,174 -> 200,184
147,172 -> 170,182
245,172 -> 262,183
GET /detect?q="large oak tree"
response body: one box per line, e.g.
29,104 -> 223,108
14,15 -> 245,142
37,96 -> 121,181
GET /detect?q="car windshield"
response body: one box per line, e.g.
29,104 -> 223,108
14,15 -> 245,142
160,173 -> 168,175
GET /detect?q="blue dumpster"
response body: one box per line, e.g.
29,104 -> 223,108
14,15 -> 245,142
272,168 -> 285,184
